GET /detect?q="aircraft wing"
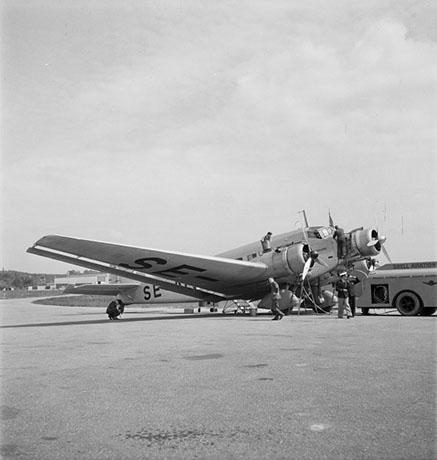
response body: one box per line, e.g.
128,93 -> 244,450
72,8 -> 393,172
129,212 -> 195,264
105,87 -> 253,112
64,283 -> 139,296
28,235 -> 268,299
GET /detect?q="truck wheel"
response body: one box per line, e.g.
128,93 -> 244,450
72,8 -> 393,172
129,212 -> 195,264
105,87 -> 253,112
394,290 -> 423,316
361,307 -> 369,315
420,307 -> 436,316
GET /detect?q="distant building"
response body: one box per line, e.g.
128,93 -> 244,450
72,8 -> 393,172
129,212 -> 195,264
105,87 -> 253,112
28,284 -> 57,291
54,272 -> 123,288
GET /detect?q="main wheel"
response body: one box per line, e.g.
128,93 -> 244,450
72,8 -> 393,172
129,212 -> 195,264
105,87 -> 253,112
394,290 -> 423,316
420,307 -> 437,316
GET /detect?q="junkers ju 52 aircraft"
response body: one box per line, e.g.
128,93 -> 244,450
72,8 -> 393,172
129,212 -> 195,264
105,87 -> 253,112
27,215 -> 390,314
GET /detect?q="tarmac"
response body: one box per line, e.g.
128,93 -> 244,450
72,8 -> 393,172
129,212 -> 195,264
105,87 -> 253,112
1,298 -> 436,460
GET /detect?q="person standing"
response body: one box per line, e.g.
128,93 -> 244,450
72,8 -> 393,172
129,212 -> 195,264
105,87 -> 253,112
333,225 -> 346,259
268,277 -> 284,320
261,232 -> 273,253
335,272 -> 352,319
347,275 -> 359,318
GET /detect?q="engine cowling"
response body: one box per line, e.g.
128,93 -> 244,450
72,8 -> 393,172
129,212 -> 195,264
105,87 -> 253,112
351,228 -> 381,258
266,243 -> 306,279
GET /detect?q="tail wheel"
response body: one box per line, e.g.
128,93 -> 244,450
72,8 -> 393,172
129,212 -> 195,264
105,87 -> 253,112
394,290 -> 423,316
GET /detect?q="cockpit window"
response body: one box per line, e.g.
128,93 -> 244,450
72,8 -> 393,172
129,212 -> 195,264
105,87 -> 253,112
307,226 -> 333,239
318,227 -> 333,238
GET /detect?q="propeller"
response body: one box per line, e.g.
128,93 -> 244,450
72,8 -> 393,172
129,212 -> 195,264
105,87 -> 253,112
367,233 -> 392,263
367,234 -> 386,247
381,245 -> 392,263
301,257 -> 312,281
300,228 -> 328,281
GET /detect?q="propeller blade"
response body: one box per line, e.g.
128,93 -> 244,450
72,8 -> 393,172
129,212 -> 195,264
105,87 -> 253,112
381,245 -> 392,264
302,258 -> 312,280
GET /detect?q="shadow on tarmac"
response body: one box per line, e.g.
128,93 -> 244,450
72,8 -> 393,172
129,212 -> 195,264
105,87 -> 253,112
0,311 -> 321,329
0,313 -> 232,329
4,310 -> 427,329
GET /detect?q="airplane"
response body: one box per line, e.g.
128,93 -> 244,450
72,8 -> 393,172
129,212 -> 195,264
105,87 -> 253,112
27,215 -> 390,315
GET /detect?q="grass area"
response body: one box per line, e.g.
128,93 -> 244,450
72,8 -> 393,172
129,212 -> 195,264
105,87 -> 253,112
32,295 -> 110,308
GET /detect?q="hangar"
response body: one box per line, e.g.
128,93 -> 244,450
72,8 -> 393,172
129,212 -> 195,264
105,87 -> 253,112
53,271 -> 125,289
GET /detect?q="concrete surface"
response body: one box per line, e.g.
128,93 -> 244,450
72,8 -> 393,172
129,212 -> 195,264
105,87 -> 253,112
1,299 -> 436,459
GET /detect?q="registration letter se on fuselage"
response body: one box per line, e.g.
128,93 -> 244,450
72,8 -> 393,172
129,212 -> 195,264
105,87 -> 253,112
143,284 -> 161,301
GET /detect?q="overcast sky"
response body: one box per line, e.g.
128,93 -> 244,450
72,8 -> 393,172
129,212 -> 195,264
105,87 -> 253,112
1,0 -> 436,273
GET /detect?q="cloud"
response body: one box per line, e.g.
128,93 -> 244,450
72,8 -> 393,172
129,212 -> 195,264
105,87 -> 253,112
1,2 -> 436,270
68,18 -> 433,158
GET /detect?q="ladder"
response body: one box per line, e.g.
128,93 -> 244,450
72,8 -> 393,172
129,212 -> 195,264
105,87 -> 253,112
222,299 -> 254,315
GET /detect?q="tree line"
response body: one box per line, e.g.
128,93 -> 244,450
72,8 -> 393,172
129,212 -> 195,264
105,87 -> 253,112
0,269 -> 100,290
0,270 -> 61,290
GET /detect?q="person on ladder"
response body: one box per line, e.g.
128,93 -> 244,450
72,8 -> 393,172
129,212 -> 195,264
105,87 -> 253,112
333,225 -> 346,259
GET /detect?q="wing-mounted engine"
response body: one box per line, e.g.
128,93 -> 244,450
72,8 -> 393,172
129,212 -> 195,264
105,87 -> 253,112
265,243 -> 306,280
349,228 -> 384,258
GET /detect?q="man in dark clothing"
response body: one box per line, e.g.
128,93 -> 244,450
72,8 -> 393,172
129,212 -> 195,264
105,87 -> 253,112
106,299 -> 124,320
268,277 -> 284,320
335,273 -> 352,318
347,275 -> 359,317
261,232 -> 273,253
117,299 -> 125,316
333,225 -> 346,259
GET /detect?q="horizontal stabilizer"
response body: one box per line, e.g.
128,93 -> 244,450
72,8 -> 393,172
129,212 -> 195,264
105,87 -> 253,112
64,283 -> 139,296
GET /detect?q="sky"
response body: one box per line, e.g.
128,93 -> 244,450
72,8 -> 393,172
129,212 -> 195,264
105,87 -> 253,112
1,0 -> 436,273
